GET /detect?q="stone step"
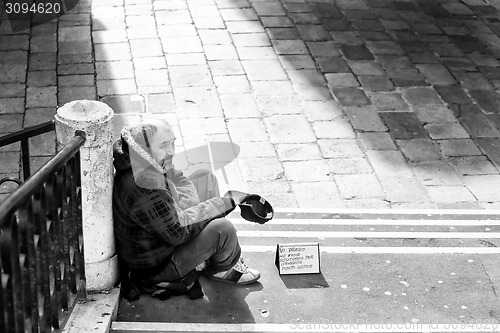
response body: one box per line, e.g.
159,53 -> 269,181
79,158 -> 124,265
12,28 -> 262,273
112,322 -> 500,333
111,209 -> 500,333
112,251 -> 500,332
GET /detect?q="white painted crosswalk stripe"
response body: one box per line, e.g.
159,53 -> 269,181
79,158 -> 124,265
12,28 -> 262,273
271,208 -> 500,215
241,245 -> 500,254
231,218 -> 500,226
237,230 -> 500,239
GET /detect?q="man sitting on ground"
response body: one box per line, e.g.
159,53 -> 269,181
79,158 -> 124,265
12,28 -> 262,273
112,118 -> 260,292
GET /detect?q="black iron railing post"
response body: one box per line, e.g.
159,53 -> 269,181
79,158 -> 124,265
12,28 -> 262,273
20,139 -> 30,182
0,120 -> 55,184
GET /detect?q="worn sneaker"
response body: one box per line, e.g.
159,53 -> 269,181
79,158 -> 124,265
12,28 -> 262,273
207,257 -> 260,285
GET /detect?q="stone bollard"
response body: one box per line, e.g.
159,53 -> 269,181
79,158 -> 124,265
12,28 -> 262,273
55,100 -> 118,292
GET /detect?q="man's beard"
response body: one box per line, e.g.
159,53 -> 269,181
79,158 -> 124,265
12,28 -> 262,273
161,156 -> 174,170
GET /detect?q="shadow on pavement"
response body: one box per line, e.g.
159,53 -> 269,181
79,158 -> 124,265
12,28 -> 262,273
280,272 -> 330,289
117,278 -> 263,323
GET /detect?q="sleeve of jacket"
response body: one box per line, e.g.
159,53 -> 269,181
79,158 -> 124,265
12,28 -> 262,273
168,169 -> 200,209
131,170 -> 231,245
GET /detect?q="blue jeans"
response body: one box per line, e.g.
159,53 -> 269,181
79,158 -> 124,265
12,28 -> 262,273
148,169 -> 241,283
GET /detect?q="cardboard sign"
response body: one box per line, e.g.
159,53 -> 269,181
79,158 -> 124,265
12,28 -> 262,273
275,243 -> 320,275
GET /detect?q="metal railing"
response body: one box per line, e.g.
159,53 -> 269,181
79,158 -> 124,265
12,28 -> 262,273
0,120 -> 56,184
0,130 -> 87,333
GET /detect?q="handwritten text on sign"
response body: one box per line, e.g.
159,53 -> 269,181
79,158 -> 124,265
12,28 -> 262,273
275,243 -> 320,275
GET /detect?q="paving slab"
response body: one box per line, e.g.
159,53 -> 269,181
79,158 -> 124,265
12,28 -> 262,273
220,94 -> 260,118
238,157 -> 284,182
359,132 -> 397,150
0,97 -> 24,114
343,106 -> 386,132
426,185 -> 477,204
339,44 -> 374,60
318,139 -> 365,159
449,156 -> 500,176
264,115 -> 316,144
425,122 -> 470,140
397,139 -> 442,163
0,114 -> 24,132
369,92 -> 410,111
0,152 -> 21,174
242,60 -> 288,81
401,87 -> 443,106
316,57 -> 350,73
255,95 -> 303,115
366,150 -> 413,177
463,175 -> 500,202
101,95 -> 145,114
227,118 -> 269,142
251,81 -> 295,96
287,69 -> 326,86
358,75 -> 394,91
283,160 -> 332,182
28,71 -> 56,87
437,139 -> 483,158
442,57 -> 477,72
59,63 -> 95,75
275,143 -> 322,162
454,72 -> 494,91
311,119 -> 355,139
411,160 -> 463,186
379,112 -> 428,139
325,72 -> 359,88
378,176 -> 431,204
475,138 -> 500,169
330,87 -> 371,106
327,157 -> 373,174
469,90 -> 500,115
458,104 -> 500,138
348,60 -> 385,76
294,84 -> 332,101
301,100 -> 343,121
291,182 -> 345,208
334,173 -> 384,199
412,105 -> 457,124
388,69 -> 428,87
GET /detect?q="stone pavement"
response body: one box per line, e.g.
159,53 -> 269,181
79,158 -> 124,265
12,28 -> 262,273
2,0 -> 500,209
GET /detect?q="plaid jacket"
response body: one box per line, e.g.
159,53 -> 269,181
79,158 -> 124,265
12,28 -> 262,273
112,138 -> 232,270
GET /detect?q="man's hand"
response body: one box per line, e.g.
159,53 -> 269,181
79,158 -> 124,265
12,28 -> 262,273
221,192 -> 236,214
165,168 -> 177,181
225,190 -> 249,204
224,191 -> 274,224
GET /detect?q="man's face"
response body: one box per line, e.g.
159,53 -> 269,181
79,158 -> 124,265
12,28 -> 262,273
149,122 -> 176,170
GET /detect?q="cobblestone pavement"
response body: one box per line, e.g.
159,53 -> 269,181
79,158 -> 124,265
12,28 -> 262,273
2,0 -> 500,209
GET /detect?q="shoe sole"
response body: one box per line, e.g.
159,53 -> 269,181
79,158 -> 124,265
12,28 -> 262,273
206,274 -> 260,285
